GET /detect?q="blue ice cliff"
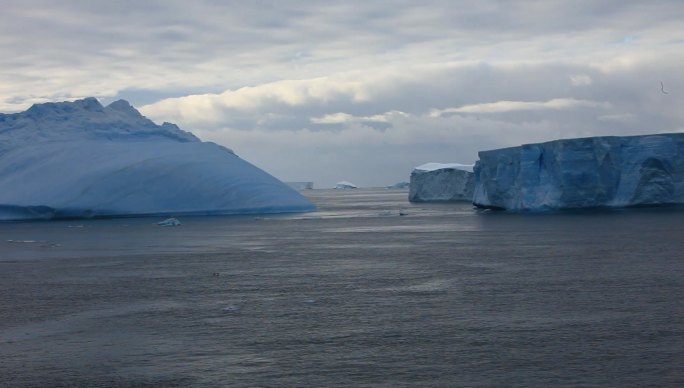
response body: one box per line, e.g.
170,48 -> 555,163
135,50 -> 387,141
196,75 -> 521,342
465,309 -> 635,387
473,133 -> 684,211
0,98 -> 315,220
409,163 -> 474,202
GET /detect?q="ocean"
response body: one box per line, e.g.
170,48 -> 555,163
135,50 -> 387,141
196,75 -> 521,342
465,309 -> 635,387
1,188 -> 683,387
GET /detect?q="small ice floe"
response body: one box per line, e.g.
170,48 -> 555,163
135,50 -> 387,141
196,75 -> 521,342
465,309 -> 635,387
370,279 -> 453,294
6,239 -> 38,243
377,210 -> 409,217
157,217 -> 181,227
222,304 -> 240,312
303,298 -> 316,304
401,279 -> 452,293
334,181 -> 358,189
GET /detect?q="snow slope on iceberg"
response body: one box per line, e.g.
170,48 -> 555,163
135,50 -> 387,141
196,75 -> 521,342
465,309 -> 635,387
0,98 -> 314,220
0,98 -> 199,152
413,162 -> 474,173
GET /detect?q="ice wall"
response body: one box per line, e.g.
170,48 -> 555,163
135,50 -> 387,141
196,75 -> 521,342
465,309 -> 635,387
409,164 -> 474,202
473,133 -> 684,211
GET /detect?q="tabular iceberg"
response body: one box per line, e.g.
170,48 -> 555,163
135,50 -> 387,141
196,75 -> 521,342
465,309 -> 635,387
409,163 -> 474,202
473,133 -> 684,211
0,98 -> 315,220
335,181 -> 358,189
385,181 -> 410,189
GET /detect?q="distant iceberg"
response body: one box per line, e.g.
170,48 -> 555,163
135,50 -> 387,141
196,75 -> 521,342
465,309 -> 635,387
157,218 -> 182,227
385,181 -> 410,189
409,163 -> 474,202
286,181 -> 314,190
0,98 -> 315,220
473,133 -> 684,211
335,181 -> 358,189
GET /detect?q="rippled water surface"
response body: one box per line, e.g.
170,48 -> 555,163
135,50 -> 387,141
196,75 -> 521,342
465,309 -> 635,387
1,189 -> 683,386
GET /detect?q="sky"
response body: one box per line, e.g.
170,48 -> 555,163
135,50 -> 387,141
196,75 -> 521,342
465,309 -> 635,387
1,1 -> 683,187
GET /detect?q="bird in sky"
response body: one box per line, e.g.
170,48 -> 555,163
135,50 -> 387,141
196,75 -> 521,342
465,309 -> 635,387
660,81 -> 669,94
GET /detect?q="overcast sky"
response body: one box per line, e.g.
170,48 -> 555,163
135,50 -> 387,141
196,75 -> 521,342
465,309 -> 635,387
1,1 -> 683,187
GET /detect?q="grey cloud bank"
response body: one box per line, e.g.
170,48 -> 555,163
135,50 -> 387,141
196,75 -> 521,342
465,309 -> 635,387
1,1 -> 683,187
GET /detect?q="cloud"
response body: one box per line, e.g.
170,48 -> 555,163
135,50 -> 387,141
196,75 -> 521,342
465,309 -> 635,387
311,111 -> 407,124
310,113 -> 356,124
140,75 -> 373,125
1,1 -> 684,185
193,113 -> 556,187
570,74 -> 593,86
134,56 -> 684,187
597,113 -> 637,122
430,98 -> 611,116
2,1 -> 683,111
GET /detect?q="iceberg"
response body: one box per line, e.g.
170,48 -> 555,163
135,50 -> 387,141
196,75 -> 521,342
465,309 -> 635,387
0,98 -> 315,220
335,181 -> 358,189
286,181 -> 314,190
385,181 -> 410,189
409,163 -> 475,202
473,133 -> 684,211
157,218 -> 181,227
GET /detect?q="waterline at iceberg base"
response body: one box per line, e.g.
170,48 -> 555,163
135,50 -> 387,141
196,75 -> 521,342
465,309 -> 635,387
473,133 -> 684,211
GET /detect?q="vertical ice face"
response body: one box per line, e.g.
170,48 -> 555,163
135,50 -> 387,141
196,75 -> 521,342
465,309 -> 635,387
473,133 -> 684,211
0,98 -> 315,220
409,163 -> 475,202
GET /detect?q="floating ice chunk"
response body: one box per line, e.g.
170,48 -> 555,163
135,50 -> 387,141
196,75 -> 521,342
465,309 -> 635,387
157,217 -> 181,227
335,181 -> 358,189
222,304 -> 240,312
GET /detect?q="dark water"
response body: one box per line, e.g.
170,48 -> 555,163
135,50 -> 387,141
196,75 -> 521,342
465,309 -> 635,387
1,189 -> 683,387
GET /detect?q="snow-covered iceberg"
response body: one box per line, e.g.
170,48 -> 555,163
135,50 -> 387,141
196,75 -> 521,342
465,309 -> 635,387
409,163 -> 475,202
473,133 -> 684,211
0,98 -> 315,220
335,181 -> 358,189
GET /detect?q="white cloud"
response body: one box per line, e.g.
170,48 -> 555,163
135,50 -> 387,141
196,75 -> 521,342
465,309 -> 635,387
310,113 -> 356,124
2,1 -> 684,186
140,74 -> 376,125
597,113 -> 637,122
311,110 -> 408,124
570,74 -> 593,86
430,98 -> 611,116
